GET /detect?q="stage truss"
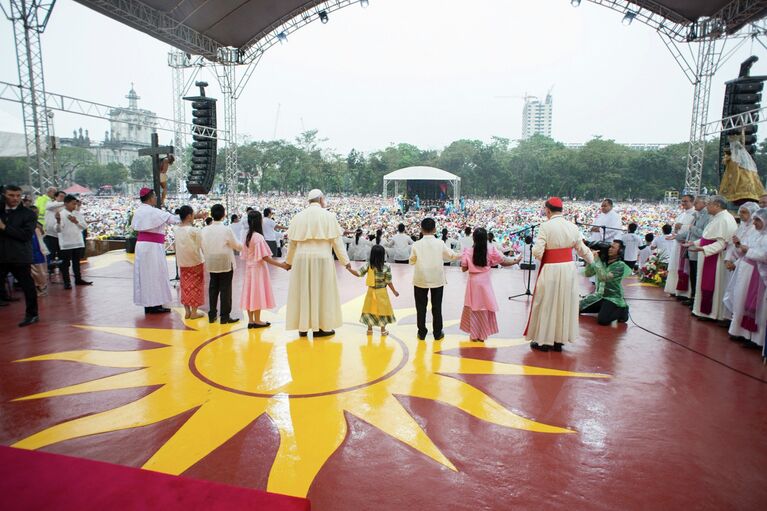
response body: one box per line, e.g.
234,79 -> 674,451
4,1 -> 767,196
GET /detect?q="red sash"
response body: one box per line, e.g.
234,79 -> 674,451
699,238 -> 718,315
675,244 -> 690,292
741,258 -> 765,332
137,232 -> 166,244
523,247 -> 574,336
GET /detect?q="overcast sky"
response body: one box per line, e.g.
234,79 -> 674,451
1,0 -> 765,154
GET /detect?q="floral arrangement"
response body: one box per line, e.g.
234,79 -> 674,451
640,252 -> 669,287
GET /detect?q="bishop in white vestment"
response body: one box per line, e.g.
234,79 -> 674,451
131,188 -> 180,313
688,196 -> 738,321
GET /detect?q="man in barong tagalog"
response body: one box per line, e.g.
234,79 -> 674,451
685,195 -> 738,321
719,129 -> 766,205
131,187 -> 204,314
285,189 -> 351,337
525,197 -> 594,352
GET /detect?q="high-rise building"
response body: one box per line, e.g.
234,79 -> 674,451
521,93 -> 553,139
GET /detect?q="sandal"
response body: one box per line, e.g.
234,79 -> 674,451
381,329 -> 389,336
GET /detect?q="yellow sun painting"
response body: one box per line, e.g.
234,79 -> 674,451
11,295 -> 609,498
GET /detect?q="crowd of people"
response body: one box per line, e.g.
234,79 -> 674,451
2,184 -> 766,360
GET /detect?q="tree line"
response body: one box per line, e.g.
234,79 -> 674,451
2,130 -> 766,200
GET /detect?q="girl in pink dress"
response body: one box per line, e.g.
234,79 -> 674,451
460,228 -> 519,342
241,210 -> 290,329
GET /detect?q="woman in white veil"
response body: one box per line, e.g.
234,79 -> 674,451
725,205 -> 766,349
723,201 -> 760,315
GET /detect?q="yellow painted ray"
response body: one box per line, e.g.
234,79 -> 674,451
12,367 -> 164,401
143,391 -> 270,475
433,353 -> 611,379
12,385 -> 204,450
74,325 -> 208,348
448,338 -> 531,349
267,395 -> 348,498
15,347 -> 170,368
391,373 -> 573,434
345,385 -> 457,471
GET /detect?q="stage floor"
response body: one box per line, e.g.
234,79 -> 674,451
1,252 -> 766,510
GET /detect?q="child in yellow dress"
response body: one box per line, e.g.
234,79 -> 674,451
347,245 -> 400,335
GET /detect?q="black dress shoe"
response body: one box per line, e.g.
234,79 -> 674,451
75,280 -> 93,286
220,317 -> 239,324
552,342 -> 564,352
146,306 -> 171,314
18,316 -> 39,327
313,330 -> 335,337
253,322 -> 271,329
63,283 -> 72,290
417,331 -> 427,341
530,342 -> 550,352
299,331 -> 308,337
434,332 -> 445,341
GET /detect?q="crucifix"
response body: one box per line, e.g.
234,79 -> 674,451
138,132 -> 174,209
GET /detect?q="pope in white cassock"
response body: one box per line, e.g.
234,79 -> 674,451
131,188 -> 180,314
525,197 -> 594,352
664,194 -> 696,298
686,196 -> 738,321
285,189 -> 351,337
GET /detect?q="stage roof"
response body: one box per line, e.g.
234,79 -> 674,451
72,1 -> 767,61
383,167 -> 460,182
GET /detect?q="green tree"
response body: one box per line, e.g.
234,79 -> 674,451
0,157 -> 27,186
129,158 -> 152,180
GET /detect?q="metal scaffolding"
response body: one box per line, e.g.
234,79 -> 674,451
213,62 -> 237,212
685,38 -> 723,195
3,0 -> 56,193
659,21 -> 766,194
0,80 -> 228,140
168,49 -> 189,193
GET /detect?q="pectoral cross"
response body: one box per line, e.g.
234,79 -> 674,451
138,133 -> 174,209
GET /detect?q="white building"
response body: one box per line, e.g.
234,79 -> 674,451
61,85 -> 158,167
521,93 -> 553,139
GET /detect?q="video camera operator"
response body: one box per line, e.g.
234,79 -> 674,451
579,239 -> 631,325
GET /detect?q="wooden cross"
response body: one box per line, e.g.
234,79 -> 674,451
138,133 -> 174,209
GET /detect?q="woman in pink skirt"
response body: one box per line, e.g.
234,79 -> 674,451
174,205 -> 205,319
460,228 -> 519,342
241,210 -> 290,329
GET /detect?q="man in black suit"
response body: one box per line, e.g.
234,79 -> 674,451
0,185 -> 39,326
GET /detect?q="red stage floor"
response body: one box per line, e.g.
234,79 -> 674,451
1,252 -> 766,510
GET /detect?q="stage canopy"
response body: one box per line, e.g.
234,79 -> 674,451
383,166 -> 461,206
72,1 -> 767,61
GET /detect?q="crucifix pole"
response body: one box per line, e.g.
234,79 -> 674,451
138,132 -> 173,209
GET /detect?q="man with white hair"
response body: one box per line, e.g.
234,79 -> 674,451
285,189 -> 351,337
686,195 -> 737,321
759,193 -> 767,209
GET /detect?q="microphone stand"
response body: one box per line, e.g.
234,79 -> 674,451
508,223 -> 540,300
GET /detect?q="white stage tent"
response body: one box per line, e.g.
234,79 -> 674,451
382,166 -> 461,208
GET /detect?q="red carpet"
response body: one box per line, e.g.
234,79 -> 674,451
0,446 -> 311,510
